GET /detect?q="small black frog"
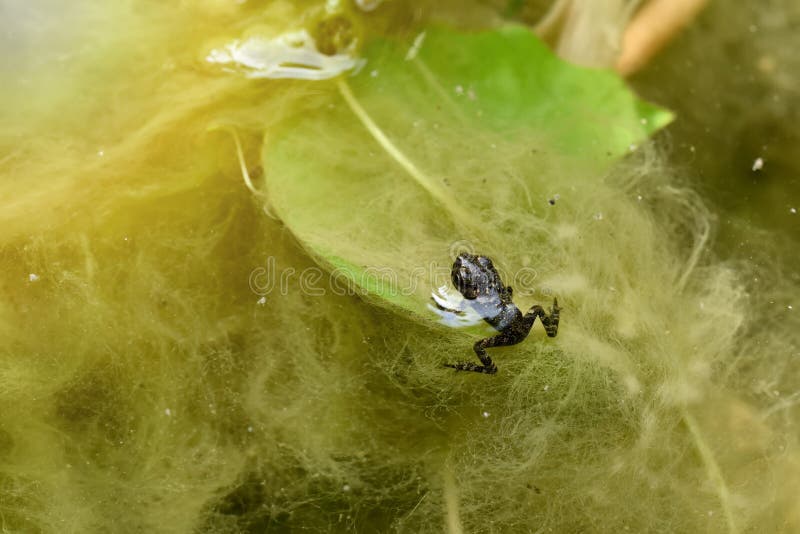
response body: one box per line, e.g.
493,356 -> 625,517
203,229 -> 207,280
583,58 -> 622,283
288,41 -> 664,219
433,253 -> 559,374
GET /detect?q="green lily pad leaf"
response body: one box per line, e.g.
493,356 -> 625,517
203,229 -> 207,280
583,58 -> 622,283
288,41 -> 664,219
263,26 -> 672,322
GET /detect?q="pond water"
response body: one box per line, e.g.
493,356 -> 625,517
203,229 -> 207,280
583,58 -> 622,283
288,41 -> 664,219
0,1 -> 798,532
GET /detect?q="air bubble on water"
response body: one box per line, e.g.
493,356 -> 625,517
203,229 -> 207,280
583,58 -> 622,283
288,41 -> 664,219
354,0 -> 384,12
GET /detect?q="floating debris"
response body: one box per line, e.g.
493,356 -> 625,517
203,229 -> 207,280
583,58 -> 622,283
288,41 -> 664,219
206,30 -> 363,80
354,0 -> 384,11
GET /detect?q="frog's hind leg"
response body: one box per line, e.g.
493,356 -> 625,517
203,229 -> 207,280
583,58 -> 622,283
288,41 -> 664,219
445,333 -> 518,375
525,297 -> 560,337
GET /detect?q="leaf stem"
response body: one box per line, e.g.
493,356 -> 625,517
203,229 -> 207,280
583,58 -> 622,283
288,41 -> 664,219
617,0 -> 711,76
336,78 -> 478,235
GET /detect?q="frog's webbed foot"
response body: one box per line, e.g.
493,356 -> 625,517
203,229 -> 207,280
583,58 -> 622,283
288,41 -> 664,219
444,361 -> 497,374
430,298 -> 464,315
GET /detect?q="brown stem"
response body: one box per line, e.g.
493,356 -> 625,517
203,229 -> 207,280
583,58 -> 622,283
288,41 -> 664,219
616,0 -> 711,76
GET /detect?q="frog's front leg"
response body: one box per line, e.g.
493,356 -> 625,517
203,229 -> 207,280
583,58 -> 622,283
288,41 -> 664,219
445,331 -> 522,374
525,297 -> 560,337
430,285 -> 466,314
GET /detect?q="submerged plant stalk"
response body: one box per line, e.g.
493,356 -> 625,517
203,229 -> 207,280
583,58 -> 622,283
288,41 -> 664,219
683,410 -> 739,534
443,461 -> 464,534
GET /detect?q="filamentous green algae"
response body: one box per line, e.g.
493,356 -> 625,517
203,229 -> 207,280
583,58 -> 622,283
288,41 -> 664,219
0,1 -> 798,532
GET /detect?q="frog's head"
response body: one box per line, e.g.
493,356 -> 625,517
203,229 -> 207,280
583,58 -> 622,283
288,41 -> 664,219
452,252 -> 494,300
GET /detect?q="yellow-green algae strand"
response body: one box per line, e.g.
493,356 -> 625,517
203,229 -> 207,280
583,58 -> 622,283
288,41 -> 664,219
1,1 -> 799,533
